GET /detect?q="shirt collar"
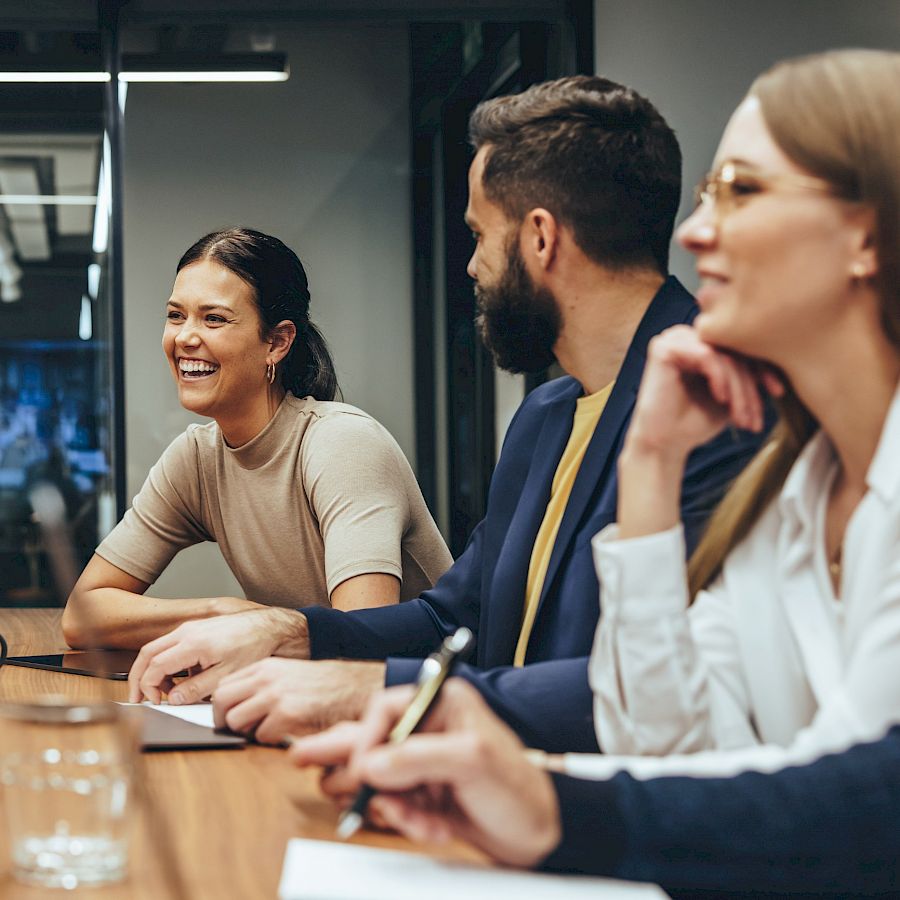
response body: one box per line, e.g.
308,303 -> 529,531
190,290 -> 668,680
779,378 -> 900,525
865,380 -> 900,503
778,428 -> 836,532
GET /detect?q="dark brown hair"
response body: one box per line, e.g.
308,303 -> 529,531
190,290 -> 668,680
177,228 -> 339,401
468,75 -> 682,274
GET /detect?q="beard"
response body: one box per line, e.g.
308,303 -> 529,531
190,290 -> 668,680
474,240 -> 560,374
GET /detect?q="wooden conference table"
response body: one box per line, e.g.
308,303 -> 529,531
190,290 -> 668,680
0,609 -> 482,900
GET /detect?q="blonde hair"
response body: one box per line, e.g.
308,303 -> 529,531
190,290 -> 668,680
688,49 -> 900,598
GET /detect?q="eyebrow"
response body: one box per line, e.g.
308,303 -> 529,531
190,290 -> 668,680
716,156 -> 758,169
166,300 -> 236,314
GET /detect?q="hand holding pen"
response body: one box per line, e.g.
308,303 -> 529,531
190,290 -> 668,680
335,627 -> 474,839
288,667 -> 562,867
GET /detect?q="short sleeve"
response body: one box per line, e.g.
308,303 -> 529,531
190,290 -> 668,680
95,430 -> 211,583
301,413 -> 410,596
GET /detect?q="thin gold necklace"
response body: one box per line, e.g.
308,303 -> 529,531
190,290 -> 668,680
829,545 -> 843,585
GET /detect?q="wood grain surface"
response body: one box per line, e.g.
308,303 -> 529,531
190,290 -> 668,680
0,610 -> 481,899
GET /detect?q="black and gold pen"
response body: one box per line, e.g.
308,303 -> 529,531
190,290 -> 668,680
336,627 -> 474,840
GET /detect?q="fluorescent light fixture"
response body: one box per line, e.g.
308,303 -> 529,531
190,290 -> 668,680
1,280 -> 21,303
0,194 -> 97,205
92,133 -> 111,255
0,71 -> 110,83
119,53 -> 288,83
79,294 -> 93,341
0,54 -> 288,84
87,263 -> 101,300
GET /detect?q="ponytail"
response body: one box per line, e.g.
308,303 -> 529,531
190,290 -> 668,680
281,320 -> 339,401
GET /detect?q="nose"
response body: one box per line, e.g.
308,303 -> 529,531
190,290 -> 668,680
466,247 -> 478,281
174,317 -> 202,349
676,200 -> 717,255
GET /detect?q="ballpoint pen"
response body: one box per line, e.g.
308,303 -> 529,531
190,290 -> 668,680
335,626 -> 474,840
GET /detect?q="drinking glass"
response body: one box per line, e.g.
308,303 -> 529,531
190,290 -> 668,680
0,697 -> 137,889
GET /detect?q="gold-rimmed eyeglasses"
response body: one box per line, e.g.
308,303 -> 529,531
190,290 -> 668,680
693,160 -> 836,218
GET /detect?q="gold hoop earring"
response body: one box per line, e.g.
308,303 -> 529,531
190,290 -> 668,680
266,362 -> 276,384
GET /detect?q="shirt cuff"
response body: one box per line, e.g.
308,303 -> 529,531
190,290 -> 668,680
300,605 -> 346,659
591,523 -> 688,621
538,772 -> 627,875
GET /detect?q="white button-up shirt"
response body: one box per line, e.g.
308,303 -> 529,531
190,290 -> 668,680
570,383 -> 900,781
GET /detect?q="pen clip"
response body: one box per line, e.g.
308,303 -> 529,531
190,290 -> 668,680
417,627 -> 474,685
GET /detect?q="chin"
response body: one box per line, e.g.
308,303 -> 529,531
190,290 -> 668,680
695,312 -> 736,345
176,389 -> 214,418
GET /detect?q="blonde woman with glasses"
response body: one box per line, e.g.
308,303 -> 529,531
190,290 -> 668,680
583,47 -> 900,778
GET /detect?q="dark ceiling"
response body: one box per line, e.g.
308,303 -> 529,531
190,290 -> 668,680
0,1 -> 567,31
0,1 -> 570,340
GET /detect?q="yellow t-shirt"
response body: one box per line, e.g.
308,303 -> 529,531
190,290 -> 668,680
513,382 -> 615,667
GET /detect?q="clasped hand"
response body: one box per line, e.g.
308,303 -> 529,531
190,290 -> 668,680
127,607 -> 302,705
627,324 -> 783,458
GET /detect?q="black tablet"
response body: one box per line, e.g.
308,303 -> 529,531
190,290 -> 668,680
5,649 -> 141,680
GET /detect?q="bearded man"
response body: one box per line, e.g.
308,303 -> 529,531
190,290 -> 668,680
128,76 -> 767,752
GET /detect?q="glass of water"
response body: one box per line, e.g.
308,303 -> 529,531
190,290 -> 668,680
0,697 -> 136,889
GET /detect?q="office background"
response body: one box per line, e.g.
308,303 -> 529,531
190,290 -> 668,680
0,1 -> 897,606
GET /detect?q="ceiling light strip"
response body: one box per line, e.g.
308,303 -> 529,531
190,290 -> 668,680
0,194 -> 98,205
0,72 -> 111,83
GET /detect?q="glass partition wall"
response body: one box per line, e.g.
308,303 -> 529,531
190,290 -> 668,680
0,31 -> 120,607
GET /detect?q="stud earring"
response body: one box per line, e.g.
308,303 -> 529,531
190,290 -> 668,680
266,362 -> 276,384
851,262 -> 868,280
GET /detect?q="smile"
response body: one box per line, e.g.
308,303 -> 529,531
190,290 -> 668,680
178,358 -> 220,378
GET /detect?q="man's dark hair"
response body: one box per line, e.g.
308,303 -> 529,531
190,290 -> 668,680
468,75 -> 682,273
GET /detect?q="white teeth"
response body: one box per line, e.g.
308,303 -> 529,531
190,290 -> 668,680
178,359 -> 219,374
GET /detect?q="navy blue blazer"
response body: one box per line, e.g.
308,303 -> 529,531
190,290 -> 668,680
544,726 -> 900,896
302,277 -> 766,752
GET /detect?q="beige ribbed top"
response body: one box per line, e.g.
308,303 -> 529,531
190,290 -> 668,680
97,394 -> 452,607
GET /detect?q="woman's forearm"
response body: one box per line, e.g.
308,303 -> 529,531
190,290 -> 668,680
616,441 -> 689,540
62,589 -> 258,649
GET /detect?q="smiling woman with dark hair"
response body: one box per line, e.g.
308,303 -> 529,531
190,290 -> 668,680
62,228 -> 451,691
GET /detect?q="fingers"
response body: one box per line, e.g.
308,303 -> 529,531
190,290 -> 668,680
134,642 -> 206,705
289,721 -> 363,768
319,764 -> 361,799
720,355 -> 763,432
759,366 -> 786,398
354,733 -> 485,792
167,664 -> 224,706
128,631 -> 182,703
656,328 -> 766,432
255,707 -> 304,745
212,669 -> 261,729
221,691 -> 272,736
349,685 -> 417,762
369,795 -> 453,845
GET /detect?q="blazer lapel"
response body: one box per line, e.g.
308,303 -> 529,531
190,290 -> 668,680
535,277 -> 699,620
480,386 -> 578,667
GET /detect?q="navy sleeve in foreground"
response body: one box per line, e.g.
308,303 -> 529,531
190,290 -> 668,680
387,657 -> 597,753
302,521 -> 485,661
542,726 -> 900,896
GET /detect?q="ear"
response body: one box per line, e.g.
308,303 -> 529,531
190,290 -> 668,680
519,207 -> 560,272
847,205 -> 879,281
267,320 -> 297,365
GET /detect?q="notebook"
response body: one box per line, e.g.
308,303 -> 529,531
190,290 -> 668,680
278,838 -> 666,899
117,702 -> 246,751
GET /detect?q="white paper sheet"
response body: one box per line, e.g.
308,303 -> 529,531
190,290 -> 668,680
116,701 -> 216,729
278,838 -> 666,900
